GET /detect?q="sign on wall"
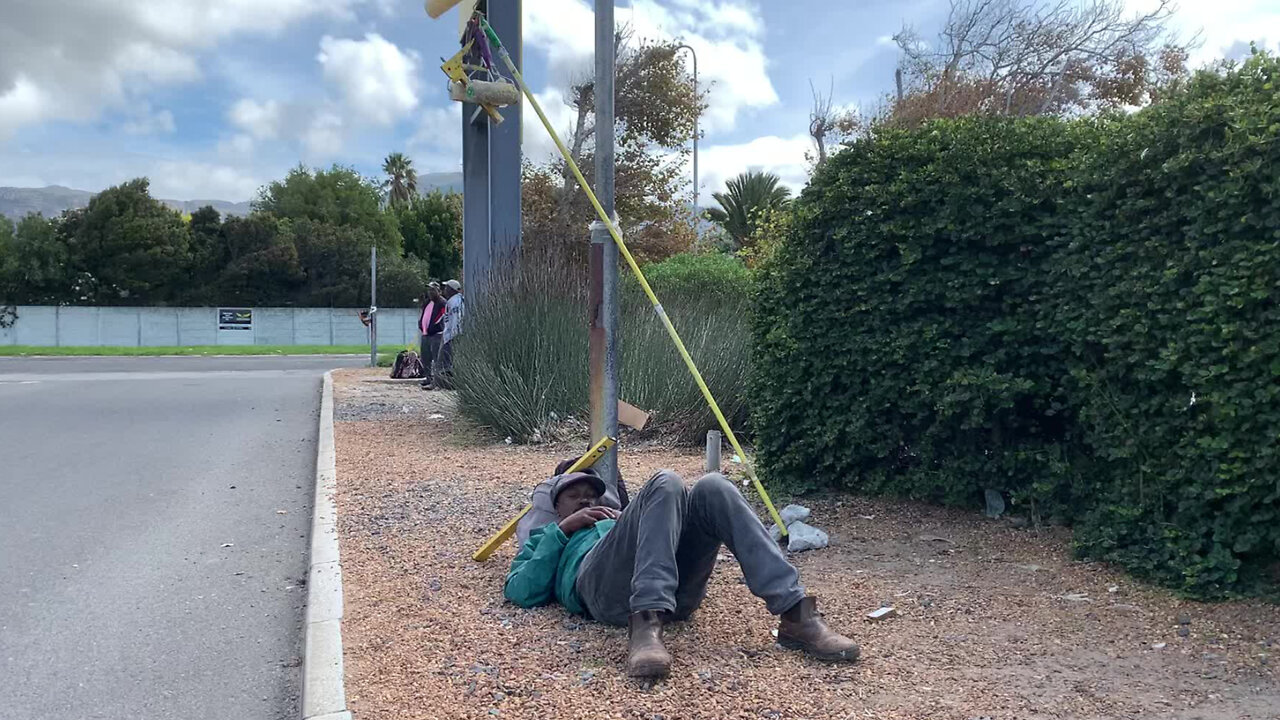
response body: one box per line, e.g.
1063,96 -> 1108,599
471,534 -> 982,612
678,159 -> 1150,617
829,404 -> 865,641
216,308 -> 254,345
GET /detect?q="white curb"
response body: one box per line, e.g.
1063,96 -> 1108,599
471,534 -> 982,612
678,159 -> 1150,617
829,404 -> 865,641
302,371 -> 348,720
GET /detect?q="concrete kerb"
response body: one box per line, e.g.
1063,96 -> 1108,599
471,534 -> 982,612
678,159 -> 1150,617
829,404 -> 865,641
302,371 -> 348,720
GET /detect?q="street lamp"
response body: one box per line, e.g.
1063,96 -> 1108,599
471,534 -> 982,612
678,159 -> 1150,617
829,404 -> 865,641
675,43 -> 698,239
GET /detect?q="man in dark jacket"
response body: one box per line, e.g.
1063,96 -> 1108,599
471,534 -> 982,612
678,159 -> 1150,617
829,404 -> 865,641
418,283 -> 446,384
505,469 -> 859,678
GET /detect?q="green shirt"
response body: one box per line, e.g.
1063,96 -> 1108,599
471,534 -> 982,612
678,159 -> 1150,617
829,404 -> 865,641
504,519 -> 615,615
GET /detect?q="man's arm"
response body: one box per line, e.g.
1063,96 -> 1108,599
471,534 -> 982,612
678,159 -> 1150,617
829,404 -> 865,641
504,522 -> 569,607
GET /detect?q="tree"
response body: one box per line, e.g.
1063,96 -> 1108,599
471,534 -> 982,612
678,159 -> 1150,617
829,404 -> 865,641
808,81 -> 864,170
185,205 -> 223,304
62,179 -> 192,305
706,171 -> 791,249
382,152 -> 418,208
891,0 -> 1189,123
0,214 -> 74,304
0,216 -> 12,298
396,191 -> 462,279
283,219 -> 377,307
255,165 -> 402,253
213,215 -> 305,306
522,32 -> 706,262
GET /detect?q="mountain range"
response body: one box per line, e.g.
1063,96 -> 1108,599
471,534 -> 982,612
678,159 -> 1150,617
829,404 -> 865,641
0,172 -> 465,221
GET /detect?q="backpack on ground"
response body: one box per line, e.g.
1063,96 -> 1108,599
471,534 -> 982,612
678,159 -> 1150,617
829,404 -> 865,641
391,350 -> 426,379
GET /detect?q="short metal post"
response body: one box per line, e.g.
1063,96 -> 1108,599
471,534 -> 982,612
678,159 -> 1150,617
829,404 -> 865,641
705,430 -> 722,472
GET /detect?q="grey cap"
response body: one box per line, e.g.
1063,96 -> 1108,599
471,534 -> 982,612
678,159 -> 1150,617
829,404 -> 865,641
444,279 -> 462,291
549,471 -> 606,506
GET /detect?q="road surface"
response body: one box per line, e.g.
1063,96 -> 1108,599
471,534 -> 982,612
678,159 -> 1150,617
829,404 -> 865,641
0,355 -> 359,719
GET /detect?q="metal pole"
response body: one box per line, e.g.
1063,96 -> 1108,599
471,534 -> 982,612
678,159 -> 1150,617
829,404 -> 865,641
676,44 -> 698,239
589,0 -> 619,492
705,430 -> 721,473
369,246 -> 378,367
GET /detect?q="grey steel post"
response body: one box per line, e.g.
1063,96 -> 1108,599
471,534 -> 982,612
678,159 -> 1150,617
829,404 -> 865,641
705,430 -> 721,472
589,0 -> 619,490
461,0 -> 522,303
487,0 -> 522,280
369,246 -> 378,367
676,43 -> 698,239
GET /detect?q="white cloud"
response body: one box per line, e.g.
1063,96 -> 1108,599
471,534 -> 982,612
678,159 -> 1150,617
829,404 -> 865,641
302,110 -> 346,159
411,106 -> 460,150
699,133 -> 812,198
0,0 -> 370,140
1123,0 -> 1279,66
148,159 -> 264,200
318,33 -> 421,126
217,133 -> 257,158
229,99 -> 284,140
408,106 -> 464,172
130,0 -> 363,47
523,0 -> 777,134
0,77 -> 48,139
0,143 -> 270,202
123,105 -> 176,135
521,87 -> 581,164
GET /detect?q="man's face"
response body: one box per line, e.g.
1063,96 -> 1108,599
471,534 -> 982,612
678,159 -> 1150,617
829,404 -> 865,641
554,480 -> 601,521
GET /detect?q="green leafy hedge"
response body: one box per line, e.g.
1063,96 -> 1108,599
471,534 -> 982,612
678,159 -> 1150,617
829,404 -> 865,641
752,52 -> 1280,597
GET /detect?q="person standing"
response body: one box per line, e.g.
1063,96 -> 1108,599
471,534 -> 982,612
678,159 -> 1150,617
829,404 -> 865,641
428,279 -> 465,390
418,283 -> 446,380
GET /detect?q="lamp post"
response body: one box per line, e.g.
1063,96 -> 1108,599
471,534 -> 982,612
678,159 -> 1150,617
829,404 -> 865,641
675,43 -> 698,239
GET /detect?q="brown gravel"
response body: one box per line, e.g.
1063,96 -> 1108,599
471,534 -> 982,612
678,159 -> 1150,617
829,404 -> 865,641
332,368 -> 1280,720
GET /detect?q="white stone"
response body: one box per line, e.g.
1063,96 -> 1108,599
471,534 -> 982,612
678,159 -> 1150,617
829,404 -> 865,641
779,504 -> 811,526
786,521 -> 829,552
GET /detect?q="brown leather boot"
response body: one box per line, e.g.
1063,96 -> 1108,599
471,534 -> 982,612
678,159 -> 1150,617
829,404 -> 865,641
777,597 -> 860,662
625,610 -> 672,678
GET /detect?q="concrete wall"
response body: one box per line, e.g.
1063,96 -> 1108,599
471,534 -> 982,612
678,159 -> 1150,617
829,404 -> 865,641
0,306 -> 422,348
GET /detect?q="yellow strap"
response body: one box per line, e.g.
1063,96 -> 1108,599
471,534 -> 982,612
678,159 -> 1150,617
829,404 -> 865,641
489,31 -> 787,536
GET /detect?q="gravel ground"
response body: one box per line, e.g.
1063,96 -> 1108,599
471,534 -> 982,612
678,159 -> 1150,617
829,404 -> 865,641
333,368 -> 1280,720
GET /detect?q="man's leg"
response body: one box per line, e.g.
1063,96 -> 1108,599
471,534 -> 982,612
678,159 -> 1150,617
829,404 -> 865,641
433,340 -> 453,389
427,333 -> 437,379
576,470 -> 687,677
429,335 -> 443,368
671,473 -> 805,620
575,470 -> 686,626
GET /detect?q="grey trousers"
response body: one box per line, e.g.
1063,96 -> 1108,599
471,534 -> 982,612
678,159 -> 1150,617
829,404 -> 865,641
575,471 -> 805,627
420,334 -> 442,375
433,340 -> 454,387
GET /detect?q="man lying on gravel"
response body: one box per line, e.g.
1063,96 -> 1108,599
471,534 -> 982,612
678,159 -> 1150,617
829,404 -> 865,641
504,469 -> 860,678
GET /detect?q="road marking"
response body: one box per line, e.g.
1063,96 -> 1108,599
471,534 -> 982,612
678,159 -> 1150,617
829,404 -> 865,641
0,370 -> 324,383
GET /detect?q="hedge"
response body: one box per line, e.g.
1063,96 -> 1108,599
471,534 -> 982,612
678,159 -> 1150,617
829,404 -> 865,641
752,52 -> 1280,597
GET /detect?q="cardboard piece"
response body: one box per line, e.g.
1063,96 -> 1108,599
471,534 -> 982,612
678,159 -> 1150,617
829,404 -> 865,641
618,400 -> 650,431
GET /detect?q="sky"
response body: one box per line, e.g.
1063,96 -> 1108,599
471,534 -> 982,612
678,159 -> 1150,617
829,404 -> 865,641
0,0 -> 1276,203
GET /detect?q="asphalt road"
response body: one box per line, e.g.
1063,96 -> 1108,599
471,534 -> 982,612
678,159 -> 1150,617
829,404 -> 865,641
0,355 -> 359,719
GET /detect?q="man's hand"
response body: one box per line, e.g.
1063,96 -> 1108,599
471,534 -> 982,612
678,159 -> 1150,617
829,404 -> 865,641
558,506 -> 620,535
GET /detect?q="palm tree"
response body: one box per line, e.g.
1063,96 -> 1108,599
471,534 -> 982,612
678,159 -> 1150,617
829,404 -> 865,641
705,170 -> 791,247
382,152 -> 418,207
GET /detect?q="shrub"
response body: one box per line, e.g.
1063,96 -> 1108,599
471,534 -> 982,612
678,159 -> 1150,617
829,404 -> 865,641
1052,52 -> 1280,594
454,250 -> 750,443
753,117 -> 1086,505
752,52 -> 1280,597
